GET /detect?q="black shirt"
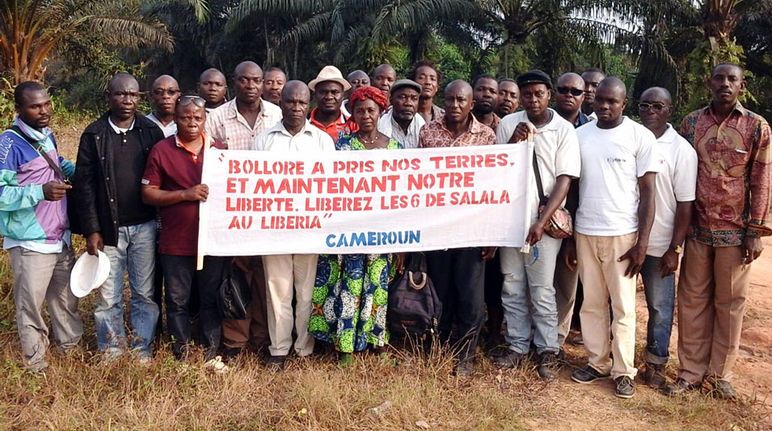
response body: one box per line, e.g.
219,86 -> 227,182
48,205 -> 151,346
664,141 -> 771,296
108,128 -> 155,226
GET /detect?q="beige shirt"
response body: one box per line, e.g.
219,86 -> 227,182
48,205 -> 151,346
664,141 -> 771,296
253,120 -> 335,152
377,111 -> 425,149
205,99 -> 282,150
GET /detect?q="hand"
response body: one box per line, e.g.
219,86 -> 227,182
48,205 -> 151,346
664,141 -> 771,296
42,181 -> 72,201
618,242 -> 647,277
86,232 -> 104,256
182,184 -> 209,202
481,247 -> 497,261
393,253 -> 406,274
525,221 -> 546,246
660,249 -> 679,278
563,239 -> 578,272
509,122 -> 535,143
742,236 -> 763,264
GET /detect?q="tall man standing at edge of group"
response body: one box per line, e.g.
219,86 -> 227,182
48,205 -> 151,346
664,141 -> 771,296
580,68 -> 605,119
198,68 -> 227,112
147,75 -> 181,138
0,82 -> 83,372
494,70 -> 580,381
73,73 -> 165,362
377,79 -> 425,148
142,96 -> 229,360
636,86 -> 697,389
419,80 -> 497,377
664,63 -> 771,399
569,77 -> 660,399
206,61 -> 282,358
495,78 -> 520,118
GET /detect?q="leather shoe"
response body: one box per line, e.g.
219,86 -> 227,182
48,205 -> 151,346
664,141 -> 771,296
661,378 -> 700,396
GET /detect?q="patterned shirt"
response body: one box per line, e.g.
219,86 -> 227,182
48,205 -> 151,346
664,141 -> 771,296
418,114 -> 496,148
680,103 -> 772,246
205,98 -> 282,150
309,108 -> 356,142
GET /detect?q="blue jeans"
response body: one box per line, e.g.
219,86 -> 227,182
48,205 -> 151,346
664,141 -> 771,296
640,255 -> 675,364
94,220 -> 159,355
500,235 -> 562,355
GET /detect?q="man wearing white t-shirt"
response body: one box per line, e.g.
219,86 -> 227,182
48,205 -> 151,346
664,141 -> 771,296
569,77 -> 660,399
637,87 -> 697,389
493,70 -> 580,381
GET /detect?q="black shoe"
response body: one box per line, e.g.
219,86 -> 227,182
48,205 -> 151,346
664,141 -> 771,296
614,376 -> 635,399
661,378 -> 700,397
571,365 -> 609,384
492,350 -> 525,369
220,346 -> 242,363
266,355 -> 286,371
707,377 -> 737,400
537,352 -> 559,381
643,363 -> 666,388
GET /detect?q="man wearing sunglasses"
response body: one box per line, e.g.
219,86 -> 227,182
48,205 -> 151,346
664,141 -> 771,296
142,96 -> 228,361
636,87 -> 697,390
147,75 -> 181,138
73,72 -> 165,363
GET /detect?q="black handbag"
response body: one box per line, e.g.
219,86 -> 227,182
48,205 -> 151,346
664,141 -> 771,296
387,252 -> 442,336
217,262 -> 252,320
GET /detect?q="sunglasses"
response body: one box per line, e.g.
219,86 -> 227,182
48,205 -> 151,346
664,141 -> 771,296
152,88 -> 181,96
638,102 -> 668,112
177,95 -> 206,108
556,87 -> 584,97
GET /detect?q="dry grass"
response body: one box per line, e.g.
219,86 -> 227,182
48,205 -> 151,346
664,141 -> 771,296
0,116 -> 769,430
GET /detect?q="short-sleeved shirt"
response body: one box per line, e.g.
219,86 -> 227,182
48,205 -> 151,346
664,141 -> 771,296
253,120 -> 335,152
205,99 -> 282,150
646,124 -> 697,257
575,116 -> 661,236
141,134 -> 225,256
418,115 -> 496,148
496,109 -> 581,221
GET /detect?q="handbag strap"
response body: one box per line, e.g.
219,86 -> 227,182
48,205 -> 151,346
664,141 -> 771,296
10,125 -> 66,182
532,150 -> 548,205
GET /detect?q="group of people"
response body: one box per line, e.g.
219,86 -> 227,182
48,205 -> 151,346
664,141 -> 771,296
1,58 -> 769,402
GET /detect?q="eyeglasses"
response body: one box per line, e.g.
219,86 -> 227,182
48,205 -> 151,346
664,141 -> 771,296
152,88 -> 181,96
638,102 -> 668,112
556,87 -> 584,97
178,95 -> 206,108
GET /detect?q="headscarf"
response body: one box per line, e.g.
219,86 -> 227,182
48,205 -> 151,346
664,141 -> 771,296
349,85 -> 388,112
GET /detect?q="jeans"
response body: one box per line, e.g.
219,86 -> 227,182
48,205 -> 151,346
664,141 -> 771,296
162,254 -> 230,359
639,255 -> 676,364
500,235 -> 562,355
94,220 -> 159,356
425,248 -> 485,362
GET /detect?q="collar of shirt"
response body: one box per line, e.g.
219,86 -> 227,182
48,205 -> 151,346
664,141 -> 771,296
575,112 -> 591,127
226,99 -> 267,131
439,113 -> 489,137
657,123 -> 678,144
703,101 -> 748,121
175,132 -> 216,162
108,116 -> 135,134
309,107 -> 347,128
271,120 -> 317,138
13,115 -> 52,143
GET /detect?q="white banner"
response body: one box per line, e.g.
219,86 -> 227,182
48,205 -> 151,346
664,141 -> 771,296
197,144 -> 532,257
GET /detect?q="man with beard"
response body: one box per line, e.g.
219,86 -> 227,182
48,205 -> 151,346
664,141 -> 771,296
408,60 -> 444,123
198,68 -> 227,112
580,68 -> 605,118
472,74 -> 500,130
371,63 -> 397,100
377,79 -> 425,148
495,79 -> 519,118
147,75 -> 181,138
262,67 -> 287,106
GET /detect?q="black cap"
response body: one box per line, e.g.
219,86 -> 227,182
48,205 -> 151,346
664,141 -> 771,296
516,70 -> 552,90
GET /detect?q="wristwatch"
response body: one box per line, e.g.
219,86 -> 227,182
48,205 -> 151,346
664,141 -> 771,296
670,244 -> 683,254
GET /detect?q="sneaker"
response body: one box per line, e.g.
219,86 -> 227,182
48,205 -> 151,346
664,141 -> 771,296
614,376 -> 636,399
571,365 -> 610,384
492,350 -> 525,369
643,363 -> 666,388
453,359 -> 475,378
266,355 -> 286,371
537,352 -> 559,381
661,378 -> 700,397
204,356 -> 229,374
707,377 -> 737,400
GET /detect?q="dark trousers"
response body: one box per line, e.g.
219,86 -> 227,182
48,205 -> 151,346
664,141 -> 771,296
161,254 -> 230,359
426,248 -> 485,361
483,254 -> 504,344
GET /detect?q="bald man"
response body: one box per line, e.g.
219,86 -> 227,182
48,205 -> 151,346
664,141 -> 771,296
198,68 -> 227,111
147,75 -> 181,137
569,77 -> 660,399
372,63 -> 397,99
73,72 -> 165,362
419,80 -> 497,377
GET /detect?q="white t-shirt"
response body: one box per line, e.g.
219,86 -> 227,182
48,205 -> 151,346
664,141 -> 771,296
146,112 -> 177,138
253,120 -> 335,152
575,116 -> 661,236
647,124 -> 697,257
496,109 -> 581,221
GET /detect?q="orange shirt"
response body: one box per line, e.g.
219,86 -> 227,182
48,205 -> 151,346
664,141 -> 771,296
309,108 -> 357,142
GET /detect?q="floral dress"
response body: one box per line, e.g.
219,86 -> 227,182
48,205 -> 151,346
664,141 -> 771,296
308,135 -> 401,353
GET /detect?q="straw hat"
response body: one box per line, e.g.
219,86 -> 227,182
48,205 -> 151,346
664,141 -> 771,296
308,65 -> 352,92
70,251 -> 110,298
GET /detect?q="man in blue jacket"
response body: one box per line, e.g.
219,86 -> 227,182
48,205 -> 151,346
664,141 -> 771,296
0,81 -> 83,372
